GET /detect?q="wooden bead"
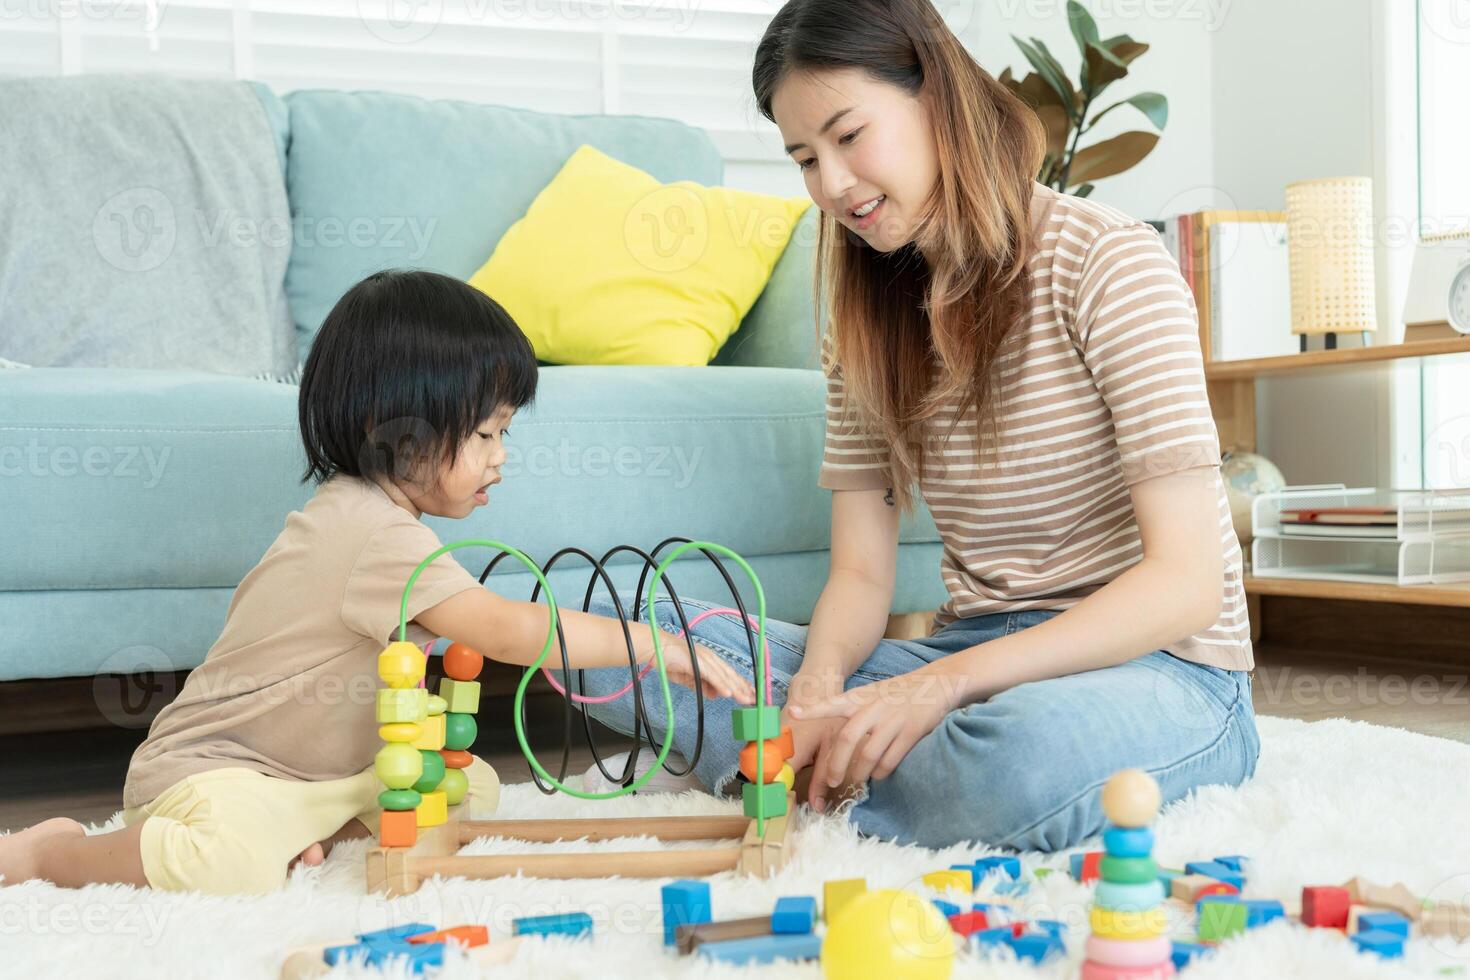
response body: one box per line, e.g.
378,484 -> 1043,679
374,742 -> 423,790
739,740 -> 785,783
440,766 -> 469,805
441,749 -> 473,769
775,726 -> 795,760
412,748 -> 446,793
378,642 -> 425,689
1100,769 -> 1161,828
378,788 -> 421,810
378,722 -> 420,743
443,642 -> 484,681
426,695 -> 447,716
380,808 -> 417,847
775,763 -> 795,791
444,712 -> 477,751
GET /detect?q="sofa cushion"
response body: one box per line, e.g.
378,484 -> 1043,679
0,76 -> 296,377
0,366 -> 940,597
282,90 -> 724,350
715,206 -> 824,370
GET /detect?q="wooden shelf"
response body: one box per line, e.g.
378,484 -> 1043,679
1244,574 -> 1470,608
1205,336 -> 1470,381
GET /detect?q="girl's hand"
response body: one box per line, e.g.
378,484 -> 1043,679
647,635 -> 756,704
788,665 -> 968,811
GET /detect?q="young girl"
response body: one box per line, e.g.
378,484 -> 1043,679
0,269 -> 752,895
574,0 -> 1259,851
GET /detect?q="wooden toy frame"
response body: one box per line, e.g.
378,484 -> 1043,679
366,793 -> 797,897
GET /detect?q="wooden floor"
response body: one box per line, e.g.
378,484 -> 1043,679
3,648 -> 1468,835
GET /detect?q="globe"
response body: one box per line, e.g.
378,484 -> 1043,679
1221,450 -> 1287,548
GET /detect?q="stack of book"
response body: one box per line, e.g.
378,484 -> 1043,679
1160,210 -> 1298,363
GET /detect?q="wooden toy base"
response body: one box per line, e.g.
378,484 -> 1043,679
366,795 -> 797,896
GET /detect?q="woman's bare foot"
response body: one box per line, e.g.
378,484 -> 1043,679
0,817 -> 87,885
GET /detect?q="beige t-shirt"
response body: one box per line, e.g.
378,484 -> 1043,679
819,182 -> 1252,671
124,476 -> 483,809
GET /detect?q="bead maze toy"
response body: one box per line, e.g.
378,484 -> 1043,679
365,538 -> 798,897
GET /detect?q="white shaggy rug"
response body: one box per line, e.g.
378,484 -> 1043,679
5,716 -> 1470,980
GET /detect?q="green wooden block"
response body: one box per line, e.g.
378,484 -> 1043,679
376,687 -> 429,724
1099,855 -> 1158,884
731,706 -> 781,742
439,678 -> 481,714
1197,898 -> 1248,942
742,780 -> 787,820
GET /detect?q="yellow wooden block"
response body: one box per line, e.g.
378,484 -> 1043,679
439,678 -> 481,714
416,790 -> 447,827
410,712 -> 446,751
923,869 -> 973,893
376,688 -> 428,724
1089,905 -> 1168,940
824,878 -> 867,925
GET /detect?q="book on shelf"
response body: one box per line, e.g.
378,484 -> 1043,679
1279,504 -> 1470,537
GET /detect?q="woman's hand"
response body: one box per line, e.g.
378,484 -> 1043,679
780,670 -> 847,773
788,663 -> 968,810
645,633 -> 756,704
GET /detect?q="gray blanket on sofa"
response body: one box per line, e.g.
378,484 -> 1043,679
0,76 -> 296,376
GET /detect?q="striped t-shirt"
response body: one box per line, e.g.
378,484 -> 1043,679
818,182 -> 1252,671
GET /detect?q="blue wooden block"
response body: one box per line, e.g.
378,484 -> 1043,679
1352,929 -> 1406,958
662,879 -> 711,946
973,926 -> 1016,949
1171,940 -> 1210,969
355,923 -> 435,944
772,896 -> 817,935
1185,860 -> 1245,890
1357,911 -> 1411,937
323,943 -> 370,966
994,878 -> 1031,897
369,943 -> 445,974
1033,919 -> 1067,938
1010,932 -> 1064,963
696,932 -> 822,965
1103,825 -> 1154,858
512,912 -> 593,939
932,899 -> 961,918
1069,853 -> 1085,880
974,856 -> 1021,881
1212,854 -> 1247,871
1244,899 -> 1285,928
1158,868 -> 1183,893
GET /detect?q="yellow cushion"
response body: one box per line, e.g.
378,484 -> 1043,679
469,145 -> 811,366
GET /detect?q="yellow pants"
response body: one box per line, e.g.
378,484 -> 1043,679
119,757 -> 500,895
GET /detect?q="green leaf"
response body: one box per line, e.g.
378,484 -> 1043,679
1090,92 -> 1168,130
1067,1 -> 1099,54
1100,36 -> 1149,64
1005,70 -> 1068,112
1083,40 -> 1130,94
1013,36 -> 1076,114
1066,131 -> 1159,185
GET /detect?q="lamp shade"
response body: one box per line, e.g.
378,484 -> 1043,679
1285,176 -> 1378,336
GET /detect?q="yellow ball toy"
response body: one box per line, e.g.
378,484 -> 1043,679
1101,769 -> 1162,828
378,642 -> 426,689
822,889 -> 954,980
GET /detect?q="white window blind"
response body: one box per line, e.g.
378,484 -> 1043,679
0,0 -> 805,194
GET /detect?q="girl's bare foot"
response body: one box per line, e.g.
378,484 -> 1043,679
288,842 -> 324,872
0,817 -> 87,885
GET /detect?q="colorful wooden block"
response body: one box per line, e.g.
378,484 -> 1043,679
410,713 -> 446,751
823,878 -> 866,924
1196,896 -> 1248,941
947,910 -> 989,937
771,896 -> 816,934
1102,826 -> 1154,858
1351,929 -> 1405,958
1033,919 -> 1067,938
376,688 -> 429,724
1357,911 -> 1410,938
932,899 -> 961,918
923,869 -> 973,892
1010,932 -> 1064,963
1070,850 -> 1104,883
663,880 -> 712,946
1423,902 -> 1470,941
974,855 -> 1021,882
1243,899 -> 1285,928
675,916 -> 772,955
415,790 -> 447,828
1185,860 -> 1245,891
1342,877 -> 1424,919
438,678 -> 481,714
1301,886 -> 1351,928
742,779 -> 786,819
1171,873 -> 1239,903
973,926 -> 1017,949
356,924 -> 435,944
696,932 -> 821,965
406,925 -> 487,948
731,705 -> 781,741
512,912 -> 592,938
379,808 -> 417,847
1212,855 -> 1247,872
1171,939 -> 1210,969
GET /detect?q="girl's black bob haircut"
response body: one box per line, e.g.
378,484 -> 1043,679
298,269 -> 538,486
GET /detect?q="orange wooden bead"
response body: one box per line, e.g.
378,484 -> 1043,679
739,740 -> 785,783
775,725 -> 795,760
443,642 -> 484,681
440,749 -> 473,769
380,808 -> 417,848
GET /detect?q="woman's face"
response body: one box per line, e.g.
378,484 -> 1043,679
772,67 -> 939,253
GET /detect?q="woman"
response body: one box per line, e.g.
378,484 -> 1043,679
576,0 -> 1258,852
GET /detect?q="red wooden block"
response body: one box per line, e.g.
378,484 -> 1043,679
380,808 -> 417,848
1081,851 -> 1104,884
408,925 -> 488,948
1010,922 -> 1026,939
947,911 -> 989,937
1302,886 -> 1351,928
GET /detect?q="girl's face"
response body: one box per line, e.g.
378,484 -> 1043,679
402,404 -> 515,519
772,67 -> 939,253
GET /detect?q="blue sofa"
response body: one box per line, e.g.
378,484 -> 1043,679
0,79 -> 944,685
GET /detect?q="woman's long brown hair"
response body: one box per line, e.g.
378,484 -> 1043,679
754,0 -> 1046,511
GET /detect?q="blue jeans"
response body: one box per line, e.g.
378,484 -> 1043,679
572,592 -> 1260,852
